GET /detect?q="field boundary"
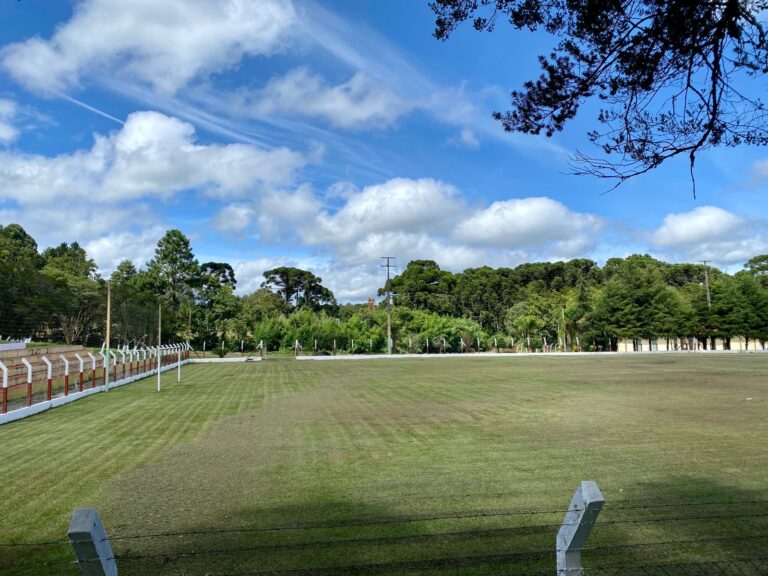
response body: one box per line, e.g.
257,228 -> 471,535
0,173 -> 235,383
0,358 -> 190,426
297,350 -> 768,361
187,357 -> 263,364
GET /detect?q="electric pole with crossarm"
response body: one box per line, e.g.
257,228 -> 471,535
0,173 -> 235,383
381,257 -> 396,355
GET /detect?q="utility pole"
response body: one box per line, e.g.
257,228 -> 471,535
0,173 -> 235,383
381,257 -> 396,355
701,260 -> 712,309
157,303 -> 162,393
105,281 -> 111,391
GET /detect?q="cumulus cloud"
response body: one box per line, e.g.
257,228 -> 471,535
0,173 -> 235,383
0,99 -> 19,143
651,206 -> 768,265
212,204 -> 255,233
1,201 -> 159,249
1,0 -> 296,94
0,111 -> 308,204
85,227 -> 165,274
653,206 -> 744,247
305,178 -> 464,245
246,67 -> 409,129
455,197 -> 603,253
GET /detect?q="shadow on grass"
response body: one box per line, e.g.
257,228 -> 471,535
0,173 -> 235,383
4,477 -> 766,576
111,477 -> 768,576
585,476 -> 768,574
109,497 -> 560,576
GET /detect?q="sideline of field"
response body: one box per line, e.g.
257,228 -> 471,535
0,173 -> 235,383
188,356 -> 263,363
296,349 -> 767,360
0,359 -> 191,426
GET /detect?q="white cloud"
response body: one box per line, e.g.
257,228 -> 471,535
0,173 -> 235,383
85,227 -> 165,274
0,99 -> 19,143
0,111 -> 308,204
234,255 -> 328,295
448,128 -> 480,149
247,68 -> 409,129
212,204 -> 255,233
1,202 -> 158,249
455,197 -> 603,252
653,206 -> 744,247
257,185 -> 322,242
651,206 -> 767,266
305,178 -> 464,245
1,0 -> 296,94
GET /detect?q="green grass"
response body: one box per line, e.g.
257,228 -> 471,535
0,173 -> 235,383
1,355 -> 767,575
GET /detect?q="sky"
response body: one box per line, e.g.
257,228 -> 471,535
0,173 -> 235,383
0,0 -> 767,302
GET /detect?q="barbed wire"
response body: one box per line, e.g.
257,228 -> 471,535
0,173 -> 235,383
3,499 -> 767,549
66,532 -> 768,571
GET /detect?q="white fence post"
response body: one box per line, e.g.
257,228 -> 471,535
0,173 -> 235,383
0,360 -> 8,414
75,353 -> 84,391
41,355 -> 53,400
118,350 -> 125,382
556,481 -> 605,576
68,508 -> 118,576
59,354 -> 70,396
87,352 -> 97,388
21,357 -> 33,406
99,352 -> 108,389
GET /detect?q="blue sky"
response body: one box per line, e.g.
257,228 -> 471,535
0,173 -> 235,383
0,0 -> 766,301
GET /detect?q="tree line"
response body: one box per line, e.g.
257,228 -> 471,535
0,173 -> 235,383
1,223 -> 767,352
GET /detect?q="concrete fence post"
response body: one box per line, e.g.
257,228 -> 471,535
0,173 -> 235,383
75,353 -> 85,391
148,347 -> 155,373
99,353 -> 108,389
60,355 -> 70,396
556,481 -> 605,576
87,353 -> 97,388
41,356 -> 53,400
0,360 -> 8,414
118,351 -> 126,382
21,357 -> 33,406
68,508 -> 118,576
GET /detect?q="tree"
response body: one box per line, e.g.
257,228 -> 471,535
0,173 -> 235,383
200,262 -> 237,289
431,0 -> 768,191
0,224 -> 41,271
111,260 -> 138,286
262,267 -> 337,312
41,268 -> 101,344
384,260 -> 456,315
745,254 -> 768,287
733,271 -> 768,346
146,230 -> 200,310
41,242 -> 97,279
242,287 -> 289,322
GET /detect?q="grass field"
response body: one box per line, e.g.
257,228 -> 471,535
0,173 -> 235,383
1,355 -> 767,575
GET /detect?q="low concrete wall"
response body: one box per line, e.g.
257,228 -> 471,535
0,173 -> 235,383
188,357 -> 263,364
0,342 -> 26,352
297,349 -> 768,361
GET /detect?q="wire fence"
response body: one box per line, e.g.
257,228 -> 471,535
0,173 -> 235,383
2,497 -> 768,575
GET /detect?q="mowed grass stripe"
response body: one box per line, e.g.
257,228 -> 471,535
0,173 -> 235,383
1,355 -> 767,575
